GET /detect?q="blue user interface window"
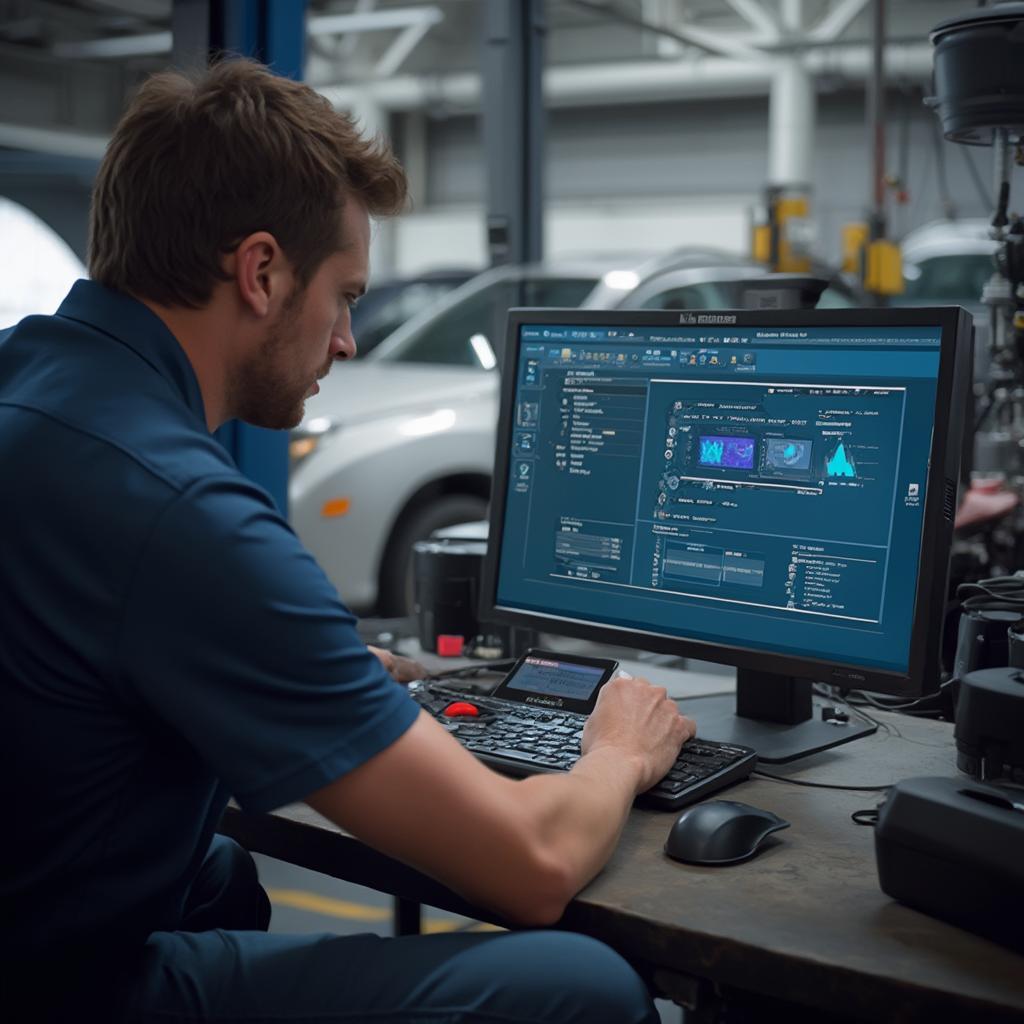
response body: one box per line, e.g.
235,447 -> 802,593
496,323 -> 944,674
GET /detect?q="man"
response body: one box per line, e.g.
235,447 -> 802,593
0,59 -> 694,1022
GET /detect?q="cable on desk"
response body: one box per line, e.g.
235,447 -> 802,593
812,686 -> 901,738
848,691 -> 930,712
751,694 -> 895,792
845,688 -> 951,720
427,660 -> 516,679
752,770 -> 892,793
851,808 -> 880,826
843,701 -> 903,739
422,660 -> 517,693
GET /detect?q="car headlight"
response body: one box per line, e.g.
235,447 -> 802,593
290,416 -> 340,468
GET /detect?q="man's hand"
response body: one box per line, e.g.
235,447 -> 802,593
581,674 -> 695,793
367,644 -> 426,684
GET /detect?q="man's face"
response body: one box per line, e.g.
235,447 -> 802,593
230,200 -> 370,430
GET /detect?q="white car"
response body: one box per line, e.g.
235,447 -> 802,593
290,254 -> 855,615
290,261 -> 611,614
898,218 -> 997,309
290,361 -> 498,615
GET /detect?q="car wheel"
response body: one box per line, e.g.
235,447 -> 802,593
377,494 -> 489,617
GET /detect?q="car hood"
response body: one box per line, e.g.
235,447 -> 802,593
299,362 -> 498,428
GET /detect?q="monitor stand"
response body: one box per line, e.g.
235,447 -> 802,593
685,668 -> 876,764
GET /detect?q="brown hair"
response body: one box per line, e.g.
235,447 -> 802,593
88,58 -> 407,308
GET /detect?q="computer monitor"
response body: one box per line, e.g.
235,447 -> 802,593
480,306 -> 973,763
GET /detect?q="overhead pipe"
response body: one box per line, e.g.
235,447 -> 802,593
0,41 -> 934,159
318,42 -> 934,114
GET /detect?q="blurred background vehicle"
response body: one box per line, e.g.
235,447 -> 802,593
290,252 -> 858,615
895,218 -> 997,310
0,196 -> 86,328
350,267 -> 477,357
289,258 -> 615,615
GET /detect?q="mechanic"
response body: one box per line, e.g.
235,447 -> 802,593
0,58 -> 693,1022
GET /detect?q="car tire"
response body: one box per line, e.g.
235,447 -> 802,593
377,494 -> 489,617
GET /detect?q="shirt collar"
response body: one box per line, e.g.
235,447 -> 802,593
56,280 -> 207,425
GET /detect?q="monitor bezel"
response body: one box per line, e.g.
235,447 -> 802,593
479,305 -> 973,699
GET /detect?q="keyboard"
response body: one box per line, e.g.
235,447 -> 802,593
410,681 -> 757,811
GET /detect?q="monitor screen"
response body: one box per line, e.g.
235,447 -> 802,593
481,307 -> 971,727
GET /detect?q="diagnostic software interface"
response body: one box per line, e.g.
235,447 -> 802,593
494,319 -> 943,674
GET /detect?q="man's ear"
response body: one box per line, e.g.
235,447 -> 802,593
231,231 -> 291,319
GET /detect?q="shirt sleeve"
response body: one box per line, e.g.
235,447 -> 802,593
116,474 -> 420,813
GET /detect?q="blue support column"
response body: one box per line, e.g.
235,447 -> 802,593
174,0 -> 308,515
263,0 -> 306,79
481,0 -> 545,357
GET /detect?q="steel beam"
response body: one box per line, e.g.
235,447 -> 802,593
810,0 -> 870,43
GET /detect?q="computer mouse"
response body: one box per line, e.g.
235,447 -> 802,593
664,800 -> 790,866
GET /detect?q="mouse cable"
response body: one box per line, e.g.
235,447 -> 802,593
752,770 -> 892,793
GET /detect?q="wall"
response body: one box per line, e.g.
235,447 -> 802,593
387,87 -> 1000,278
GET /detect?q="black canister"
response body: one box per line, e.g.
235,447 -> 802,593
927,3 -> 1024,145
413,538 -> 486,653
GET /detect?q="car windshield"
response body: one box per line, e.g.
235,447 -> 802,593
637,280 -> 734,310
636,279 -> 855,310
379,276 -> 600,367
899,253 -> 994,305
353,278 -> 470,357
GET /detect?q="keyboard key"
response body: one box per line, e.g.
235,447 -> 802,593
489,748 -> 561,767
657,780 -> 688,795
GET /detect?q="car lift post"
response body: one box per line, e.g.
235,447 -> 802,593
171,0 -> 302,516
482,0 -> 546,353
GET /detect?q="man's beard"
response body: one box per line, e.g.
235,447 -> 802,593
228,292 -> 332,431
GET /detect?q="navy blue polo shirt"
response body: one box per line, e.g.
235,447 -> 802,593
0,281 -> 419,969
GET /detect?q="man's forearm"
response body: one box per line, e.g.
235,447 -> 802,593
516,745 -> 644,899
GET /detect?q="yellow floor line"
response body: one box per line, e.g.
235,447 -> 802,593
266,888 -> 506,934
417,919 -> 505,934
267,888 -> 391,921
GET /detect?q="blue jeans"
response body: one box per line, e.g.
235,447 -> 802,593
124,836 -> 660,1024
